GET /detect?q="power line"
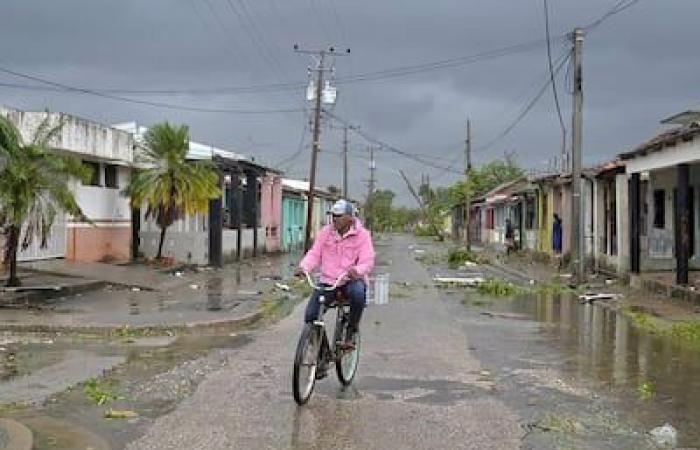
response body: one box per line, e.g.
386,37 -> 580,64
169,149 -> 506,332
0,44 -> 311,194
276,118 -> 310,167
475,49 -> 572,153
308,0 -> 334,44
323,110 -> 464,175
584,0 -> 644,31
197,0 -> 248,64
0,66 -> 305,115
0,38 -> 558,97
544,0 -> 567,158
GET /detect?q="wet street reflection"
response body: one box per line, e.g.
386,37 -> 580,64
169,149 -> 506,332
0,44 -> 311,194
498,293 -> 700,444
205,278 -> 223,311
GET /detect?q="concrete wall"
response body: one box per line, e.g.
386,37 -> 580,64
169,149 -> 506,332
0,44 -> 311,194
0,106 -> 134,162
0,106 -> 135,263
74,166 -> 131,222
638,164 -> 700,272
140,211 -> 209,264
615,173 -> 630,275
222,227 -> 266,261
67,226 -> 131,262
260,175 -> 282,253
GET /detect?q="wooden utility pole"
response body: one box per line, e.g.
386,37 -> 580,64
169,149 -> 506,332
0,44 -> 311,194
571,28 -> 585,281
464,119 -> 472,250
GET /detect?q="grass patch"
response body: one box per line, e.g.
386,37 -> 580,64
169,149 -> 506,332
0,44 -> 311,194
667,321 -> 700,345
0,402 -> 27,416
415,252 -> 447,266
637,380 -> 656,401
476,279 -> 525,297
539,415 -> 584,434
447,247 -> 489,268
621,307 -> 700,347
533,282 -> 573,296
621,307 -> 661,333
83,377 -> 123,406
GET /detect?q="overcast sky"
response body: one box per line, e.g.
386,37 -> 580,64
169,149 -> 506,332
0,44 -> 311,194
0,0 -> 694,205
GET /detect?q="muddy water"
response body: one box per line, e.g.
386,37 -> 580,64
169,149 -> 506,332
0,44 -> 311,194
471,292 -> 700,447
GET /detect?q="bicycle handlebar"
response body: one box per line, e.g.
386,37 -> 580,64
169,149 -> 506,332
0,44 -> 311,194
304,271 -> 347,291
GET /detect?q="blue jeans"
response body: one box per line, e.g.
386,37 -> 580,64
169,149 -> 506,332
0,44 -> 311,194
304,279 -> 366,333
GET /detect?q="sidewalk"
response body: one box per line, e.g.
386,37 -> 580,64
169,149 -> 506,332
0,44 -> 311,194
0,252 -> 304,334
479,247 -> 700,322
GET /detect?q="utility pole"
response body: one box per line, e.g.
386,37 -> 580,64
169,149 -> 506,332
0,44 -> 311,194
343,125 -> 349,198
464,119 -> 472,250
571,28 -> 585,282
366,146 -> 376,233
294,45 -> 348,252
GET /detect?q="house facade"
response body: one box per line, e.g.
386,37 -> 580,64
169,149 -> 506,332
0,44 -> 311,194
1,106 -> 135,263
114,122 -> 282,265
619,111 -> 700,285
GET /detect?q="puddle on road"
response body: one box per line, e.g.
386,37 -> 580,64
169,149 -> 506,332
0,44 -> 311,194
463,291 -> 700,447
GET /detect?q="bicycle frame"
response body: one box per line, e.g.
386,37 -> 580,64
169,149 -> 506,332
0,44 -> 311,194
304,272 -> 348,362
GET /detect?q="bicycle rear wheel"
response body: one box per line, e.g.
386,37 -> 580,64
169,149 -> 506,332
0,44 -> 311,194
293,324 -> 321,404
335,313 -> 361,386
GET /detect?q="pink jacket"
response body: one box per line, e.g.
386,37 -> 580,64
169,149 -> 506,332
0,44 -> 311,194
300,218 -> 375,284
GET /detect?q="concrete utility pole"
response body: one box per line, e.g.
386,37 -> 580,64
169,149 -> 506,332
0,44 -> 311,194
343,125 -> 349,198
464,119 -> 472,250
570,28 -> 585,281
366,146 -> 376,233
294,45 -> 348,252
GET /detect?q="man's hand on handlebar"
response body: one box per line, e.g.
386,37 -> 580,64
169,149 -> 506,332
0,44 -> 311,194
347,267 -> 361,280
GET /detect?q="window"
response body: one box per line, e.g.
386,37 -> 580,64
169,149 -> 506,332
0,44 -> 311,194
83,161 -> 100,186
104,164 -> 118,188
653,189 -> 665,229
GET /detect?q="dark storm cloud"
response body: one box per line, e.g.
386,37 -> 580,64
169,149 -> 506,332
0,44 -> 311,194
0,0 -> 697,204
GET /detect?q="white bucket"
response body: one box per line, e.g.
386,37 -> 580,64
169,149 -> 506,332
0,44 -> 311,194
367,274 -> 390,305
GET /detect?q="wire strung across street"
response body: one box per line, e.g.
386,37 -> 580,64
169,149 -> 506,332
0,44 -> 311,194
0,37 -> 561,97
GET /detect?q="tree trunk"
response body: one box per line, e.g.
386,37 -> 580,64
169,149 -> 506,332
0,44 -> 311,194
156,225 -> 168,260
6,225 -> 20,287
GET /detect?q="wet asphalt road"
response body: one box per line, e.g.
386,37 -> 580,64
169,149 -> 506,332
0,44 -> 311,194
126,235 -> 523,450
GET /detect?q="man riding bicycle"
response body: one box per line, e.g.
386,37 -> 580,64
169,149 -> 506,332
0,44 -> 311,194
295,199 -> 375,357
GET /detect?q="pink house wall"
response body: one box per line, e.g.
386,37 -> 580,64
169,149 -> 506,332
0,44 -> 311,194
261,174 -> 282,252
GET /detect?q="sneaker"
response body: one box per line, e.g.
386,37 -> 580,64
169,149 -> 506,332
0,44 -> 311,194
341,331 -> 357,351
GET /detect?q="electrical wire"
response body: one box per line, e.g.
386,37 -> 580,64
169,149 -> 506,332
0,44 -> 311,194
475,49 -> 572,154
0,38 -> 558,97
323,110 -> 464,175
584,0 -> 644,31
0,66 -> 305,115
544,0 -> 567,158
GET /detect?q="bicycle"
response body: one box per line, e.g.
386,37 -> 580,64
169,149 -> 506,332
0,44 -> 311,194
292,271 -> 361,405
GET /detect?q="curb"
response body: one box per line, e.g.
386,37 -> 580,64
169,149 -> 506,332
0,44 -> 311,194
0,310 -> 264,336
0,418 -> 33,450
0,280 -> 107,306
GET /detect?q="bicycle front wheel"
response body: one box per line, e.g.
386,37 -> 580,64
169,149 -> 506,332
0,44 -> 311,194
293,324 -> 321,405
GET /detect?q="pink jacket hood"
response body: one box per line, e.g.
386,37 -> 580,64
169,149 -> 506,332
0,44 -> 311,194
299,218 -> 375,284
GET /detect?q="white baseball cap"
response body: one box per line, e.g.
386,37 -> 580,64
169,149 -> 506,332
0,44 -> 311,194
331,199 -> 354,216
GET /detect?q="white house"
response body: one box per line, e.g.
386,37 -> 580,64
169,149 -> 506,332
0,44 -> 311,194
1,106 -> 135,262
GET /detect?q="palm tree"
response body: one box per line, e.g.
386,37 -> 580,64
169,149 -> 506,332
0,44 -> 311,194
0,114 -> 90,287
124,122 -> 221,260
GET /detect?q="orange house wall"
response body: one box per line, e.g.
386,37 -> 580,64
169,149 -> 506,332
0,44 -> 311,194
67,226 -> 131,263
